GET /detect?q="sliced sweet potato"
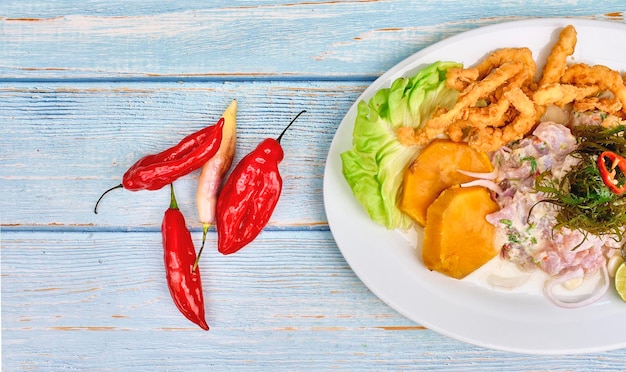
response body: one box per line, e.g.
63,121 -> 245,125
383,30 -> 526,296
399,139 -> 493,227
422,185 -> 499,279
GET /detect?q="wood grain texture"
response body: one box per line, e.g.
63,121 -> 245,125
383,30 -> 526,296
4,231 -> 626,370
0,81 -> 357,228
1,2 -> 625,79
2,0 -> 626,370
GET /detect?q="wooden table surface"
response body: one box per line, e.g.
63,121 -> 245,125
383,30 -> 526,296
2,1 -> 626,370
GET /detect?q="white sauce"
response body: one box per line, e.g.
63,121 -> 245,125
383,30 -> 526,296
399,120 -> 620,305
399,226 -> 607,299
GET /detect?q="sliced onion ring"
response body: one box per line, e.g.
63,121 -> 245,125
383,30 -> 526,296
460,179 -> 504,195
458,168 -> 499,180
543,266 -> 609,308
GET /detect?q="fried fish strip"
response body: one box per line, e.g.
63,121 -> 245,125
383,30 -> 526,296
446,48 -> 535,91
532,82 -> 600,107
538,25 -> 577,87
573,97 -> 622,114
398,60 -> 525,146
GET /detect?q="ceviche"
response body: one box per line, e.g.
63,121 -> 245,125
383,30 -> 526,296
341,25 -> 626,308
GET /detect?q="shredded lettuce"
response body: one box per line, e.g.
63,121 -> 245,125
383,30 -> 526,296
341,61 -> 462,230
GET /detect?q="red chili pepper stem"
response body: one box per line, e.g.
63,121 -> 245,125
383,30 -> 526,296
168,183 -> 178,210
276,110 -> 307,143
192,224 -> 210,272
94,184 -> 124,214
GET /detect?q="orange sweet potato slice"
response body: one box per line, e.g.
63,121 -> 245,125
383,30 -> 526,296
399,139 -> 493,226
422,185 -> 500,279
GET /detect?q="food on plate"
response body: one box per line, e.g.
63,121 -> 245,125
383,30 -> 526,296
561,63 -> 626,116
341,23 -> 626,307
607,253 -> 625,277
483,120 -> 624,307
537,24 -> 577,87
461,87 -> 539,152
616,262 -> 626,301
397,47 -> 539,152
532,83 -> 600,108
598,150 -> 626,195
195,99 -> 238,269
534,124 -> 626,238
422,186 -> 500,279
216,110 -> 306,255
398,139 -> 493,226
341,61 -> 462,230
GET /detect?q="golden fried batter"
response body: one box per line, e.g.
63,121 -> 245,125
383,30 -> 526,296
573,97 -> 622,114
532,83 -> 600,107
399,60 -> 525,146
474,47 -> 536,84
562,63 -> 626,116
397,24 -> 626,154
538,25 -> 577,87
446,67 -> 479,91
467,88 -> 537,152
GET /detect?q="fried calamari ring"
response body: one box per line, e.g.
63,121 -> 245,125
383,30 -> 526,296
474,47 -> 536,84
446,67 -> 479,91
445,96 -> 515,142
562,63 -> 626,116
467,87 -> 538,152
464,97 -> 512,127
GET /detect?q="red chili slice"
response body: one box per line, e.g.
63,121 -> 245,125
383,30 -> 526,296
598,151 -> 626,195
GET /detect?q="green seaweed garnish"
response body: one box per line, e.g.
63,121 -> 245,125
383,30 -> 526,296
533,124 -> 626,241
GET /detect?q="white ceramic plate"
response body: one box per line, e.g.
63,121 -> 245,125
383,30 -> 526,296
323,18 -> 626,354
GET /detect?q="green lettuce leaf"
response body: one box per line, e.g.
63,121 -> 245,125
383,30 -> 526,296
341,61 -> 461,230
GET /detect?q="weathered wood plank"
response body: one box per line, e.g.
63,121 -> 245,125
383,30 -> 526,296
3,1 -> 626,369
0,81 -> 361,228
3,231 -> 625,370
1,2 -> 624,79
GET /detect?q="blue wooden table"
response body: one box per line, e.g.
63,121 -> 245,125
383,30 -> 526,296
2,1 -> 626,370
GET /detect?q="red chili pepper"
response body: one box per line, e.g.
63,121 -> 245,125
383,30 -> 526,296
215,110 -> 306,255
162,183 -> 209,330
94,118 -> 224,213
598,151 -> 626,195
